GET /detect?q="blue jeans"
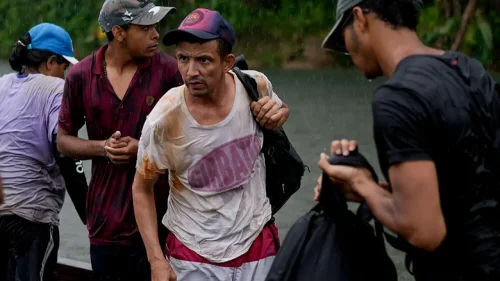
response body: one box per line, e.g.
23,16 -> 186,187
0,215 -> 59,281
90,244 -> 151,281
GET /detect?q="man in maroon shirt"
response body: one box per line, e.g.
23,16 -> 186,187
57,0 -> 182,280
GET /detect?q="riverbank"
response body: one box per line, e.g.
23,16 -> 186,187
162,36 -> 500,71
161,37 -> 338,70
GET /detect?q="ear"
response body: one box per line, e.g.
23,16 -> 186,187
223,54 -> 235,73
352,7 -> 369,34
45,55 -> 58,71
112,26 -> 126,42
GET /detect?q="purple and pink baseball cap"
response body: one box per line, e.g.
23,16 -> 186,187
162,8 -> 236,50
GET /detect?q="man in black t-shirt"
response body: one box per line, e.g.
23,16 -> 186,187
316,0 -> 500,280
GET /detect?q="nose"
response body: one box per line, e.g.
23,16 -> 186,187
152,27 -> 159,40
186,60 -> 200,78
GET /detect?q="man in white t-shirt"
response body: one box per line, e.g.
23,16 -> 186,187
132,8 -> 290,281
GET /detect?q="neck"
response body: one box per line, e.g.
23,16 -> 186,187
22,67 -> 38,75
105,43 -> 139,73
373,28 -> 445,77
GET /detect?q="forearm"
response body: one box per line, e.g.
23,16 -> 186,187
355,179 -> 401,233
132,173 -> 164,263
57,133 -> 106,160
355,178 -> 446,251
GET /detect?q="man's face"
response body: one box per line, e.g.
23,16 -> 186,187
121,24 -> 160,57
342,8 -> 383,79
176,40 -> 233,98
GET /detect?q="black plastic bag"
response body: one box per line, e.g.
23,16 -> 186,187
53,137 -> 88,225
265,151 -> 397,281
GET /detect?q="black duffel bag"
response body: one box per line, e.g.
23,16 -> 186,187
265,151 -> 397,281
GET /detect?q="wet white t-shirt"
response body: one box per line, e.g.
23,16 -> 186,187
136,70 -> 282,263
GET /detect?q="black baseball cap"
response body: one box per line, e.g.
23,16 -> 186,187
162,8 -> 236,50
323,0 -> 423,53
322,0 -> 366,54
98,0 -> 176,33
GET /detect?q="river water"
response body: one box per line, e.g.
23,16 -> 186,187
9,60 -> 496,280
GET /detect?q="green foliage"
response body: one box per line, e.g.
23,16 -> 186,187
417,1 -> 496,65
0,0 -> 102,58
0,0 -> 498,68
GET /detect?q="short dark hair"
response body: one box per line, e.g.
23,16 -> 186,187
105,24 -> 131,42
346,0 -> 421,31
216,39 -> 232,59
177,37 -> 232,59
9,32 -> 66,74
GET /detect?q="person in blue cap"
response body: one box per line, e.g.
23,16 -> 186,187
0,22 -> 78,281
316,0 -> 500,280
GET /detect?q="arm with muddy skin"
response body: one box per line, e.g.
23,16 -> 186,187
133,112 -> 176,281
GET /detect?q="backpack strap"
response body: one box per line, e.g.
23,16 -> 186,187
357,203 -> 415,274
233,67 -> 265,130
233,66 -> 278,224
232,67 -> 259,102
234,55 -> 249,71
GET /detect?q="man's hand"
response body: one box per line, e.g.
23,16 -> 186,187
314,139 -> 386,202
250,96 -> 289,129
316,153 -> 369,202
151,259 -> 177,281
104,131 -> 139,165
330,139 -> 358,156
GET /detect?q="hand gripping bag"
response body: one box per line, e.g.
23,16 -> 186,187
265,150 -> 397,281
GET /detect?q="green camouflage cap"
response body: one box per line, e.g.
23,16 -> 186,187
322,0 -> 365,53
99,0 -> 176,33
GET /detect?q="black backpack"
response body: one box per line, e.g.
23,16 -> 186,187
53,137 -> 88,225
232,56 -> 307,215
265,151 -> 398,281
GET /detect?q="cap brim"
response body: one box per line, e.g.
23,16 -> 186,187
131,6 -> 176,26
321,13 -> 349,54
162,29 -> 219,46
63,55 -> 79,65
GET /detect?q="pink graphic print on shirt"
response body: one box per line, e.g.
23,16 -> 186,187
187,134 -> 261,192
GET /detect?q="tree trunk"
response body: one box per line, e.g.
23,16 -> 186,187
442,0 -> 451,19
452,0 -> 461,17
451,0 -> 478,51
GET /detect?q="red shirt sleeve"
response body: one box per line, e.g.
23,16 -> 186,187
58,72 -> 85,135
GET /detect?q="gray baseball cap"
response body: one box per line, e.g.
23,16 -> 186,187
98,0 -> 176,33
322,0 -> 365,53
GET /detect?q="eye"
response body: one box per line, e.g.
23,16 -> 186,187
199,58 -> 209,63
178,55 -> 188,62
